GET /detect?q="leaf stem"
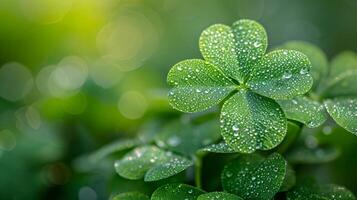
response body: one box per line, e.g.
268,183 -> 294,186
194,153 -> 203,189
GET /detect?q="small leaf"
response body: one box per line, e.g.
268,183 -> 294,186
199,24 -> 241,81
279,41 -> 328,89
324,52 -> 357,97
112,192 -> 149,200
144,155 -> 193,182
288,183 -> 356,200
198,192 -> 243,200
232,19 -> 268,81
328,51 -> 357,80
155,119 -> 220,156
199,142 -> 237,154
114,146 -> 168,180
277,96 -> 327,128
221,89 -> 287,153
167,59 -> 235,112
248,50 -> 313,100
221,153 -> 287,200
89,139 -> 140,162
286,144 -> 340,164
324,98 -> 357,135
151,183 -> 204,200
114,146 -> 192,181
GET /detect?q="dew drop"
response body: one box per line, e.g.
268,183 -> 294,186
232,125 -> 239,131
300,67 -> 309,75
253,41 -> 262,48
282,71 -> 292,79
226,171 -> 233,178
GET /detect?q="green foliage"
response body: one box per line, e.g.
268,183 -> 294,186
167,59 -> 235,113
151,183 -> 204,200
94,20 -> 357,200
168,19 -> 313,153
197,192 -> 243,200
111,192 -> 150,200
288,182 -> 356,200
279,41 -> 357,135
221,89 -> 286,153
199,142 -> 236,154
221,153 -> 287,200
325,98 -> 357,135
114,146 -> 192,181
277,96 -> 327,128
154,119 -> 220,156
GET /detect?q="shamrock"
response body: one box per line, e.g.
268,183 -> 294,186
167,19 -> 313,153
277,41 -> 357,135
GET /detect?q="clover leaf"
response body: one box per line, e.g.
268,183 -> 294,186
288,182 -> 356,200
325,98 -> 357,135
221,153 -> 287,200
112,192 -> 150,200
155,119 -> 220,156
151,183 -> 204,200
279,41 -> 328,90
197,192 -> 243,200
168,19 -> 313,153
278,41 -> 357,135
199,142 -> 236,154
114,146 -> 193,181
277,96 -> 327,128
323,51 -> 357,98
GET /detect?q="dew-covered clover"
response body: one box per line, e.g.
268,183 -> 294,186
277,41 -> 357,135
167,19 -> 313,153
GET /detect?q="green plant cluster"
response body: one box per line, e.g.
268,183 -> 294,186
90,19 -> 357,200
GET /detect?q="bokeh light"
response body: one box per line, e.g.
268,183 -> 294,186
0,62 -> 33,101
118,91 -> 148,120
96,7 -> 160,71
0,129 -> 17,151
18,0 -> 73,24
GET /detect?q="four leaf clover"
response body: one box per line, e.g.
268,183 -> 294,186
168,19 -> 313,153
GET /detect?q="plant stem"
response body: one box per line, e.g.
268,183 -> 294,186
194,154 -> 203,189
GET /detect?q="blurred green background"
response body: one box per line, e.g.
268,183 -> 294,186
0,0 -> 357,199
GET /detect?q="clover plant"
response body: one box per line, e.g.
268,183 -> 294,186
88,19 -> 357,200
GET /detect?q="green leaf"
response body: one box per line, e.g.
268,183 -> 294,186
247,49 -> 313,100
199,142 -> 237,154
198,192 -> 243,200
199,24 -> 241,81
144,155 -> 193,182
220,89 -> 286,153
328,51 -> 357,80
89,139 -> 140,162
286,144 -> 340,164
279,41 -> 328,89
324,52 -> 357,97
155,120 -> 220,156
324,98 -> 357,135
114,146 -> 192,181
221,153 -> 287,200
231,19 -> 268,82
288,183 -> 356,200
112,192 -> 149,200
151,183 -> 205,200
277,96 -> 327,128
167,59 -> 235,112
